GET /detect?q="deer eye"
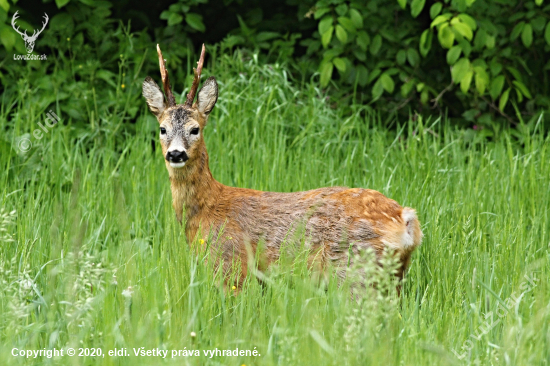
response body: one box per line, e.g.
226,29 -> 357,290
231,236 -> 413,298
190,127 -> 200,135
160,127 -> 166,135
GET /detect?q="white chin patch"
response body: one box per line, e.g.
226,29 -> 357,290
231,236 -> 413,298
169,162 -> 186,168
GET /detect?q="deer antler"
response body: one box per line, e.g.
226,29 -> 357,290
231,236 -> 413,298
11,11 -> 28,39
29,13 -> 49,40
184,44 -> 206,108
156,44 -> 176,107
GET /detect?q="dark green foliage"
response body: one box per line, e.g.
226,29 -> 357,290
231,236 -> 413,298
0,0 -> 548,129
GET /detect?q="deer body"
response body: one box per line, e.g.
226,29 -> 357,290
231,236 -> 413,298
143,45 -> 422,288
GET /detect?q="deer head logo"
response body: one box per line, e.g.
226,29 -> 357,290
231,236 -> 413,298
11,11 -> 49,54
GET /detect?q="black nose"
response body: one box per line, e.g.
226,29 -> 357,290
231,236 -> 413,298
166,150 -> 189,162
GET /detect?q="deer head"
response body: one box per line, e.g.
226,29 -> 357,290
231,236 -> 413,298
11,11 -> 49,53
142,44 -> 218,170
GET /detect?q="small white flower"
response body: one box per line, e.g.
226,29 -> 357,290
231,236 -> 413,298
122,286 -> 133,299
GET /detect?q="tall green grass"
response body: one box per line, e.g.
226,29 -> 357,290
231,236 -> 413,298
1,54 -> 549,365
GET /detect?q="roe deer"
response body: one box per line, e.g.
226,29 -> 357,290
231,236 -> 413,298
142,44 -> 423,290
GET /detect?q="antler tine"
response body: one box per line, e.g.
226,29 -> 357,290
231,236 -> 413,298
31,13 -> 49,38
36,13 -> 49,35
156,44 -> 176,107
184,44 -> 206,108
11,11 -> 27,37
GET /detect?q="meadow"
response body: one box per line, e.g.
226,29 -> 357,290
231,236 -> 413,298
1,54 -> 549,365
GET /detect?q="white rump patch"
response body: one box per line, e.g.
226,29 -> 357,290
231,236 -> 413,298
401,208 -> 418,248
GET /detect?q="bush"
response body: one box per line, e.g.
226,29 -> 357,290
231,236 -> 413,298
0,0 -> 548,129
307,0 -> 550,127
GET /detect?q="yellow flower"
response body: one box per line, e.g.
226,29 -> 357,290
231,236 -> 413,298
199,239 -> 205,245
232,286 -> 236,290
121,84 -> 125,89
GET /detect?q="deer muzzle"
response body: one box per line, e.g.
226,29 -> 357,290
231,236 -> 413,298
166,150 -> 189,168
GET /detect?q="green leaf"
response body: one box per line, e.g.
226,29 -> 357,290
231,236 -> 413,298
430,3 -> 442,19
411,0 -> 426,18
370,34 -> 382,55
256,32 -> 280,42
323,47 -> 342,60
447,46 -> 462,64
319,16 -> 333,35
489,60 -> 502,76
535,0 -> 543,5
333,57 -> 346,72
349,9 -> 363,28
314,7 -> 331,19
490,75 -> 505,100
368,69 -> 382,83
168,13 -> 184,26
372,78 -> 384,100
419,29 -> 433,56
421,90 -> 429,104
397,0 -> 407,10
321,26 -> 334,48
546,22 -> 550,45
452,21 -> 473,41
460,70 -> 473,93
521,23 -> 533,47
438,24 -> 455,48
531,16 -> 546,32
0,0 -> 8,12
320,62 -> 334,87
516,88 -> 524,103
0,25 -> 16,51
356,31 -> 370,51
357,65 -> 369,87
337,17 -> 355,33
485,35 -> 495,49
474,67 -> 489,94
396,49 -> 407,65
335,3 -> 348,16
401,80 -> 415,97
185,13 -> 205,31
55,0 -> 71,8
457,14 -> 477,31
499,88 -> 511,111
507,67 -> 522,81
473,28 -> 486,50
335,25 -> 348,44
431,14 -> 452,28
511,21 -> 525,40
380,73 -> 395,93
96,70 -> 117,88
512,80 -> 532,99
407,48 -> 420,67
353,49 -> 367,61
451,58 -> 471,83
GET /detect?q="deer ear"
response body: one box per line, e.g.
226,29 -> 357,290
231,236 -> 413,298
142,76 -> 165,119
197,77 -> 218,116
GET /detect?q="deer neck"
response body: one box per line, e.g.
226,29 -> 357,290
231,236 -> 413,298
168,145 -> 223,224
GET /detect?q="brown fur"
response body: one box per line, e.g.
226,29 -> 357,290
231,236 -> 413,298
143,72 -> 423,290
